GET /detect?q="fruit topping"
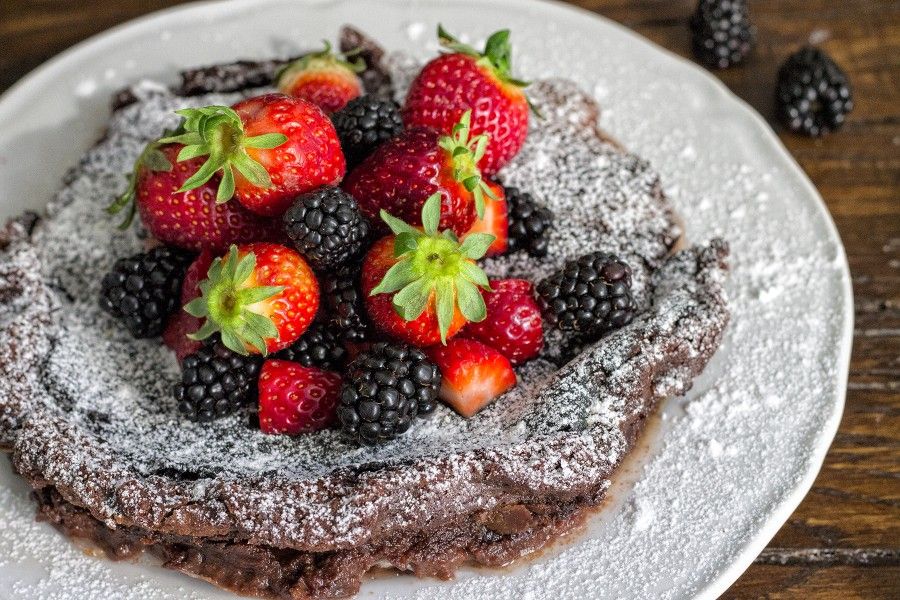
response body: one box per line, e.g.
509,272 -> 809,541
273,321 -> 347,371
276,41 -> 364,113
163,250 -> 215,361
174,339 -> 262,422
338,342 -> 441,445
99,246 -> 193,338
505,186 -> 553,258
322,265 -> 371,344
462,279 -> 543,365
462,184 -> 508,257
258,359 -> 342,434
330,95 -> 404,167
776,46 -> 853,137
427,338 -> 517,418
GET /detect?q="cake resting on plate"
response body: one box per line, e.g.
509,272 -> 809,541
0,26 -> 728,600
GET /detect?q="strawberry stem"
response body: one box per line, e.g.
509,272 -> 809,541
107,136 -> 173,229
437,110 -> 497,218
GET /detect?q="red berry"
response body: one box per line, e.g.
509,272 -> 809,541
258,359 -> 342,435
403,29 -> 530,176
461,279 -> 543,364
427,338 -> 517,417
277,43 -> 363,113
163,250 -> 214,362
462,184 -> 508,257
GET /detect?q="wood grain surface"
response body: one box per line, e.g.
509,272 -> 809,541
1,1 -> 897,598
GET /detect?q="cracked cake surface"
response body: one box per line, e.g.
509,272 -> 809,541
0,36 -> 729,600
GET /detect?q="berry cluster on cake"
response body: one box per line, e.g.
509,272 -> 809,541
0,26 -> 729,600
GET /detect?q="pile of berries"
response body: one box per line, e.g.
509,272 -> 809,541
99,26 -> 640,446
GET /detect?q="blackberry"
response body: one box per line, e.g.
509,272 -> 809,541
322,266 -> 371,343
536,252 -> 636,341
174,340 -> 262,422
776,47 -> 853,137
338,342 -> 441,445
99,246 -> 193,338
689,0 -> 755,69
283,186 -> 370,271
273,321 -> 347,370
331,95 -> 403,167
505,186 -> 553,257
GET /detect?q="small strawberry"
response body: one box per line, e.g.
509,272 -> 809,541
107,142 -> 279,253
276,41 -> 364,113
462,183 -> 508,257
343,110 -> 499,237
461,279 -> 543,364
159,94 -> 345,217
184,243 -> 319,355
163,250 -> 214,361
427,337 -> 517,417
403,26 -> 532,176
362,194 -> 494,347
258,359 -> 342,435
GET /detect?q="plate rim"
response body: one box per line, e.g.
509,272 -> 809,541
0,1 -> 853,598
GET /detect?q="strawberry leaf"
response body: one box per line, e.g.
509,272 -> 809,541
435,278 -> 455,344
456,277 -> 486,323
421,193 -> 441,236
459,233 -> 496,260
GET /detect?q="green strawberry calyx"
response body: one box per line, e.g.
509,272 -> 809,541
106,135 -> 173,229
276,40 -> 365,83
159,105 -> 287,203
438,110 -> 497,219
184,245 -> 284,355
370,193 -> 494,344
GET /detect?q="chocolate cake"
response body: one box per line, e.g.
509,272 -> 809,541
0,27 -> 729,600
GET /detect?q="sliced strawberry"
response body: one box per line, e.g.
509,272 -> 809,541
277,42 -> 363,113
462,279 -> 543,365
463,185 -> 508,257
427,338 -> 517,417
258,359 -> 342,435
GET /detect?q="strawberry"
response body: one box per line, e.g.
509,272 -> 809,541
427,337 -> 517,417
343,110 -> 499,237
159,94 -> 345,217
258,359 -> 342,435
276,42 -> 364,113
185,243 -> 319,355
402,26 -> 532,176
462,183 -> 508,257
163,250 -> 214,362
461,279 -> 543,364
362,194 -> 494,347
108,142 -> 279,252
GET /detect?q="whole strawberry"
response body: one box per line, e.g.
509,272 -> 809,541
184,243 -> 319,355
403,26 -> 531,176
343,110 -> 498,236
258,359 -> 342,435
363,194 -> 494,347
163,249 -> 214,362
108,142 -> 278,252
461,279 -> 543,364
277,41 -> 364,113
160,94 -> 345,217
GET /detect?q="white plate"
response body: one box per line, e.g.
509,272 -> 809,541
0,1 -> 851,599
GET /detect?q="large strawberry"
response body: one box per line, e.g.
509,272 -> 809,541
343,110 -> 498,237
362,194 -> 494,347
461,278 -> 543,364
160,94 -> 345,217
184,243 -> 319,355
277,41 -> 364,113
402,26 -> 531,176
108,142 -> 279,252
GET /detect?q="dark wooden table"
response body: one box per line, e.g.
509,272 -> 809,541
1,1 -> 897,598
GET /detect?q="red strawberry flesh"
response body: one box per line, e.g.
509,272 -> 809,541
427,337 -> 517,417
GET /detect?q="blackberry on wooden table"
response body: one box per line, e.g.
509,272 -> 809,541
776,46 -> 853,137
283,186 -> 370,271
537,252 -> 636,342
174,340 -> 262,422
98,246 -> 193,338
689,0 -> 755,69
338,342 -> 441,445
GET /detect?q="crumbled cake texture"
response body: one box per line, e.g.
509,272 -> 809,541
0,47 -> 732,599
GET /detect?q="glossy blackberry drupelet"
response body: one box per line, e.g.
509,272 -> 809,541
174,340 -> 262,422
331,95 -> 404,167
689,0 -> 755,69
273,321 -> 347,370
338,343 -> 441,445
537,252 -> 635,342
283,186 -> 370,271
322,266 -> 371,344
98,246 -> 193,338
776,46 -> 854,137
505,186 -> 554,257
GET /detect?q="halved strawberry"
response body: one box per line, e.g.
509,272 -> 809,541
277,42 -> 364,113
427,338 -> 517,417
185,243 -> 319,355
463,184 -> 508,257
461,279 -> 543,364
258,359 -> 342,435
